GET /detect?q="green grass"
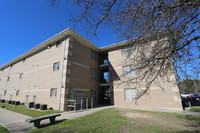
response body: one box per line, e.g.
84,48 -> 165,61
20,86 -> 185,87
0,103 -> 61,117
0,125 -> 10,133
28,108 -> 200,133
190,106 -> 200,112
29,108 -> 129,133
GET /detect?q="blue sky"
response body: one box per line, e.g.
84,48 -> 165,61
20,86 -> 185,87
0,0 -> 119,66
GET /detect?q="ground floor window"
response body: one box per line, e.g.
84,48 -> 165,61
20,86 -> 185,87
74,91 -> 84,104
124,88 -> 137,101
50,88 -> 57,97
33,95 -> 37,102
4,91 -> 6,96
16,90 -> 20,96
25,95 -> 29,104
91,90 -> 97,100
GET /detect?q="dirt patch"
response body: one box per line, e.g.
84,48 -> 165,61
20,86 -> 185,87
118,109 -> 199,133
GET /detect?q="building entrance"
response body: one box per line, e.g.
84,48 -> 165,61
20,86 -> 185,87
99,87 -> 111,105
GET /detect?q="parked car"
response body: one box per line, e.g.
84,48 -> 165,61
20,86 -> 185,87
182,97 -> 200,108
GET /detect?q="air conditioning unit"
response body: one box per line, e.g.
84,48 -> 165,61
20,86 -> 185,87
34,103 -> 40,109
26,102 -> 35,108
40,104 -> 47,110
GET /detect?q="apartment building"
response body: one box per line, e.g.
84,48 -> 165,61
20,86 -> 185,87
0,28 -> 183,111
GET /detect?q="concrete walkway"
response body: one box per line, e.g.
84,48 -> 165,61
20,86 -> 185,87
0,108 -> 33,133
116,106 -> 200,115
0,106 -> 112,133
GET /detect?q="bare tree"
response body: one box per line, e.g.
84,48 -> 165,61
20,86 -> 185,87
49,0 -> 200,99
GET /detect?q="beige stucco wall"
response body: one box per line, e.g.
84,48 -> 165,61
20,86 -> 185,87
0,36 -> 99,111
108,46 -> 183,110
0,41 -> 65,110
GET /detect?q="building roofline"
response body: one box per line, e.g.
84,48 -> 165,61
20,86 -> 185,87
0,28 -> 169,70
100,39 -> 131,51
0,28 -> 99,70
100,31 -> 170,51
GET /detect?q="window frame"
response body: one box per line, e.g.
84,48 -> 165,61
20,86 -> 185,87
122,65 -> 134,77
50,88 -> 57,97
124,88 -> 137,101
7,76 -> 10,81
16,90 -> 20,96
74,91 -> 84,104
53,62 -> 60,71
91,68 -> 98,80
91,49 -> 98,60
56,41 -> 62,47
121,47 -> 128,56
4,91 -> 7,96
121,46 -> 133,57
19,73 -> 23,79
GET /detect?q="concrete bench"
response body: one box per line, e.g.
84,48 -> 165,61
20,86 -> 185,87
25,113 -> 61,128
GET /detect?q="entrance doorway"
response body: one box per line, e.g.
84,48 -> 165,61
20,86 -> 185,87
99,86 -> 111,105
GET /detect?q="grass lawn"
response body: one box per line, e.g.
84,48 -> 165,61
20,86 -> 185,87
0,103 -> 61,117
29,108 -> 129,133
190,106 -> 200,112
1,103 -> 199,133
29,108 -> 200,133
0,125 -> 10,133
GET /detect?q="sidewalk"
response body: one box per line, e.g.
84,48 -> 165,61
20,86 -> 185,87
0,108 -> 34,133
0,106 -> 112,133
116,106 -> 200,116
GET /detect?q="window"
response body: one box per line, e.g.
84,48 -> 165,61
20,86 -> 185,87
121,47 -> 129,56
91,68 -> 98,79
74,91 -> 84,104
91,90 -> 97,100
56,41 -> 62,47
48,45 -> 51,49
23,58 -> 26,62
123,65 -> 134,77
50,88 -> 57,97
53,62 -> 60,71
16,90 -> 20,96
7,76 -> 10,81
25,95 -> 29,104
121,46 -> 132,57
4,91 -> 7,96
19,73 -> 23,79
33,95 -> 37,102
10,95 -> 12,100
103,72 -> 110,83
91,49 -> 98,60
124,88 -> 137,101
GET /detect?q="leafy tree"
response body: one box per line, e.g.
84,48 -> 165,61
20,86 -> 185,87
49,0 -> 200,99
179,80 -> 200,93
